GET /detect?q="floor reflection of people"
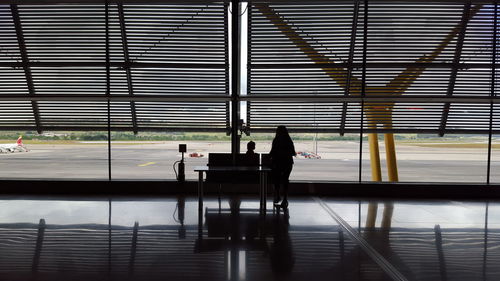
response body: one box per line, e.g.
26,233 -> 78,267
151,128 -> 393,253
196,197 -> 295,279
176,195 -> 186,239
269,208 -> 295,278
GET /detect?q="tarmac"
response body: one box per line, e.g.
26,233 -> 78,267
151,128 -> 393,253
0,141 -> 498,183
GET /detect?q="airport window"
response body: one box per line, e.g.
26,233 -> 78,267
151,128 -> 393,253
0,1 -> 498,185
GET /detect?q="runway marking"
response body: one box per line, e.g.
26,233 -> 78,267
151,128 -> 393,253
138,162 -> 156,167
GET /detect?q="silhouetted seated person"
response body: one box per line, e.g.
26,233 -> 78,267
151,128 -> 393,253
246,141 -> 256,155
270,126 -> 296,208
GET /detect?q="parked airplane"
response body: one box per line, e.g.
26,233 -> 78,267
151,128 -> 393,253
0,136 -> 28,153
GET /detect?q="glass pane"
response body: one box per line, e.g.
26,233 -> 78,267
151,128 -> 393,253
362,133 -> 488,183
0,131 -> 108,179
242,133 -> 360,182
110,132 -> 230,180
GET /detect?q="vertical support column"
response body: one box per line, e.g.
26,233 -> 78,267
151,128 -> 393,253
368,132 -> 382,181
487,2 -> 498,184
246,4 -> 252,133
439,3 -> 471,136
340,1 -> 360,136
384,131 -> 398,182
105,1 -> 112,181
360,0 -> 372,229
224,2 -> 231,135
358,0 -> 368,183
231,0 -> 241,164
118,3 -> 139,134
11,5 -> 43,134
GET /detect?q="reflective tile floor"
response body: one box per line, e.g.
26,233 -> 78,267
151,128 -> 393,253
0,196 -> 497,281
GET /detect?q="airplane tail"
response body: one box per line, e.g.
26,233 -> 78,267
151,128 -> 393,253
16,135 -> 23,146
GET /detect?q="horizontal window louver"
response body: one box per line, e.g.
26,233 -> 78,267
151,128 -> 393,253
0,6 -> 21,63
0,101 -> 36,129
0,2 -> 229,132
248,1 -> 499,134
135,101 -> 229,130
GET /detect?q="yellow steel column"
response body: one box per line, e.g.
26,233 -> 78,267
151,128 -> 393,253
368,114 -> 382,181
366,119 -> 381,228
384,132 -> 398,182
382,123 -> 397,229
368,132 -> 382,182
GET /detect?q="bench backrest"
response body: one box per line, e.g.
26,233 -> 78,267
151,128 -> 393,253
206,153 -> 261,183
208,153 -> 232,166
208,153 -> 260,166
237,153 -> 259,166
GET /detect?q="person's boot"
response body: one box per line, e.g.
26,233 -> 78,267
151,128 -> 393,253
273,189 -> 281,205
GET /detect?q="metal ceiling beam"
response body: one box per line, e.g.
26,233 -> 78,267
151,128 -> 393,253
241,94 -> 499,103
0,125 -> 496,134
1,0 -> 478,4
118,3 -> 138,134
0,126 -> 230,132
0,94 -> 230,101
1,93 -> 500,103
11,4 -> 43,134
249,62 -> 495,69
246,128 -> 500,134
340,0 -> 360,136
439,2 -> 471,136
0,0 -> 230,4
0,61 -> 495,69
0,62 -> 227,69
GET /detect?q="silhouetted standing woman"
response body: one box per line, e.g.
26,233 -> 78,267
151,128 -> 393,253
270,126 -> 296,208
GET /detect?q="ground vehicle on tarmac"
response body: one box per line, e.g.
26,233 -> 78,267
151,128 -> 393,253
0,136 -> 28,153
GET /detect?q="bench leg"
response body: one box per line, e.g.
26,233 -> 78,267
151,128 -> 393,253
264,172 -> 267,212
198,171 -> 204,211
260,173 -> 265,213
